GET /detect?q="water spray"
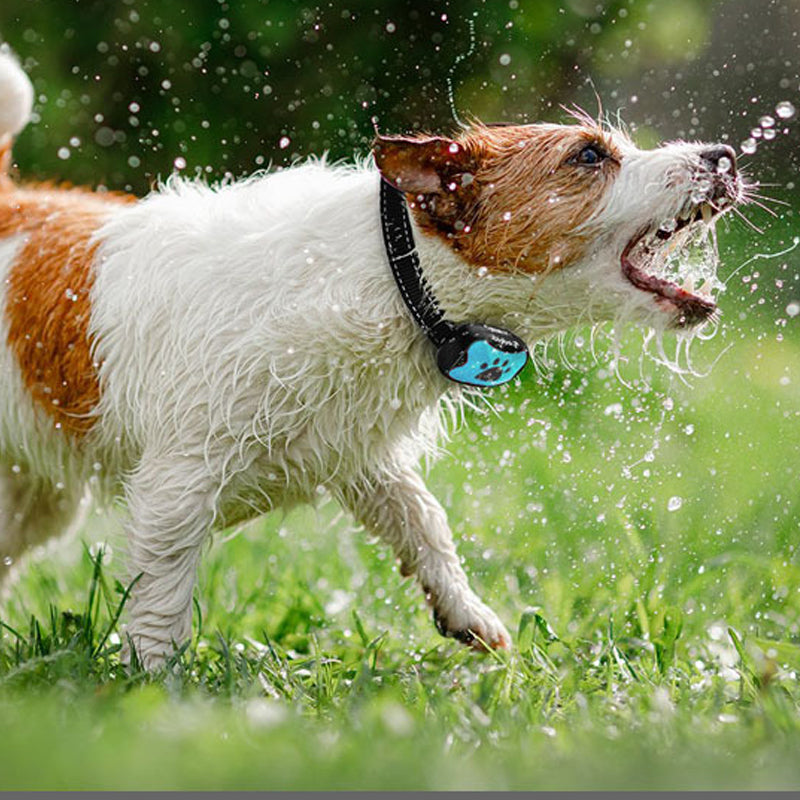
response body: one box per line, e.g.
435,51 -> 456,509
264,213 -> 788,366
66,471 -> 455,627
445,12 -> 479,129
740,100 -> 796,155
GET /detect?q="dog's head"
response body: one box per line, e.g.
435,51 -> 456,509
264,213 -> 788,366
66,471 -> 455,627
374,114 -> 744,333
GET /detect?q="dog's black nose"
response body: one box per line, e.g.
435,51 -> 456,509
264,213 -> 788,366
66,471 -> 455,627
700,144 -> 738,176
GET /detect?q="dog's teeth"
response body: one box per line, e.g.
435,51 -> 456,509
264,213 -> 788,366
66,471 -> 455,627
699,279 -> 714,297
683,276 -> 695,293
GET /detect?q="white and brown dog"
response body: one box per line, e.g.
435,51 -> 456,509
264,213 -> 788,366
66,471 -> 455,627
0,49 -> 742,668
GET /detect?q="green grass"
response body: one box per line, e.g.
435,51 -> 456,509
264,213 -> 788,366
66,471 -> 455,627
1,223 -> 800,790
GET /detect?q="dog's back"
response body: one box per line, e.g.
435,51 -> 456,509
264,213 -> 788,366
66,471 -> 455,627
0,51 -> 444,601
89,165 -> 443,510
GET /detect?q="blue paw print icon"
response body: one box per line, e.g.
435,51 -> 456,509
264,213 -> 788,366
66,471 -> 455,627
437,324 -> 529,388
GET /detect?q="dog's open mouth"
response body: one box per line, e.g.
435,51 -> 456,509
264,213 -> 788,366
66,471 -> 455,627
621,199 -> 728,328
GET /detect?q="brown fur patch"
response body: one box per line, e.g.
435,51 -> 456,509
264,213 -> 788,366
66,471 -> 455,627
376,122 -> 623,275
1,185 -> 134,434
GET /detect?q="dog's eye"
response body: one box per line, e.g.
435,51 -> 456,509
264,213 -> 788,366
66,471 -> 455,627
573,145 -> 606,166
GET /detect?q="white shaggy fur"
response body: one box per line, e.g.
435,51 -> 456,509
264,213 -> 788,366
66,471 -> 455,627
0,51 -> 739,668
89,165 -> 514,662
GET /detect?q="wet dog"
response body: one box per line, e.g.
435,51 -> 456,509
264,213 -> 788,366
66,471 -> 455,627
0,48 -> 743,668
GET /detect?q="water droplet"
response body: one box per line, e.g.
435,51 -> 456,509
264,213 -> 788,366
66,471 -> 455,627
499,53 -> 511,66
659,218 -> 677,233
786,301 -> 800,318
740,138 -> 757,155
667,496 -> 683,512
89,542 -> 113,565
2,556 -> 12,567
94,127 -> 115,147
173,156 -> 186,170
776,101 -> 796,120
716,156 -> 732,174
279,136 -> 290,149
759,115 -> 775,128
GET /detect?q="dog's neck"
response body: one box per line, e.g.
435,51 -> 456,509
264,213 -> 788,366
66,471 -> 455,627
405,208 -> 603,349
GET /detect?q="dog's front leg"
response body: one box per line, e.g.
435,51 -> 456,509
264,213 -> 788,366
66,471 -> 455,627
342,466 -> 511,650
122,452 -> 216,670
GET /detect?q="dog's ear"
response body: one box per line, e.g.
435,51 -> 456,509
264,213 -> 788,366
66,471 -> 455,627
373,134 -> 473,195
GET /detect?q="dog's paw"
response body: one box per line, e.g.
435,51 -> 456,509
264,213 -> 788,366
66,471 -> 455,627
432,594 -> 511,651
120,629 -> 175,672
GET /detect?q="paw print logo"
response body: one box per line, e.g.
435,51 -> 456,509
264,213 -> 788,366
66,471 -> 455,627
475,357 -> 511,383
447,340 -> 528,387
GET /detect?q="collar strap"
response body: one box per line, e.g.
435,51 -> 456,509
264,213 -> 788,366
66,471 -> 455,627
379,178 -> 454,347
379,176 -> 530,389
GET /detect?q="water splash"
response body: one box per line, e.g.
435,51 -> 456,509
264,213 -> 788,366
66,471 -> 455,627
723,235 -> 800,287
621,380 -> 672,479
657,224 -> 725,298
740,99 -> 797,156
446,12 -> 478,129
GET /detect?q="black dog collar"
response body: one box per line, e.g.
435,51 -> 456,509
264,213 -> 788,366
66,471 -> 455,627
379,178 -> 529,388
379,178 -> 454,347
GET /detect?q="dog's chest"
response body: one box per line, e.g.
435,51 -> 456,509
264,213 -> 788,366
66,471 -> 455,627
213,363 -> 445,524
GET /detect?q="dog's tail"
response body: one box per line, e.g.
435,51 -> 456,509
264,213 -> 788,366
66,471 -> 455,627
0,45 -> 33,188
